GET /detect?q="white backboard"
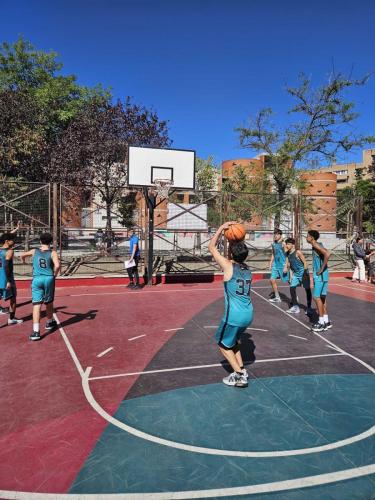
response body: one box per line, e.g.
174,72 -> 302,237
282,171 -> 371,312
128,146 -> 195,189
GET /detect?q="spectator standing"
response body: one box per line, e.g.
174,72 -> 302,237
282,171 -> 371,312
127,229 -> 141,289
352,237 -> 366,283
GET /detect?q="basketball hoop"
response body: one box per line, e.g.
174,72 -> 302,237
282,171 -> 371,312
153,178 -> 173,199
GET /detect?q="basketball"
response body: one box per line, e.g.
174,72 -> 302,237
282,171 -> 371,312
224,223 -> 246,242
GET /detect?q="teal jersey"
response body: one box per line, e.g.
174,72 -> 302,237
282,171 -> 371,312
223,263 -> 253,327
33,248 -> 54,277
312,243 -> 329,280
0,248 -> 14,288
272,241 -> 286,268
287,250 -> 305,276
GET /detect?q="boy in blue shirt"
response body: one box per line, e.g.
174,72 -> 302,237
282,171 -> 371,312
208,222 -> 253,388
306,230 -> 331,332
0,232 -> 23,325
21,233 -> 60,341
269,229 -> 289,302
127,229 -> 141,289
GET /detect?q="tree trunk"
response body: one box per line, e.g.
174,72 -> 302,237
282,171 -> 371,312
105,198 -> 112,251
274,189 -> 286,230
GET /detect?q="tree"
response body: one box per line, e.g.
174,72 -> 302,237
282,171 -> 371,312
50,98 -> 170,242
222,163 -> 267,222
236,72 -> 375,226
195,156 -> 217,192
0,37 -> 109,180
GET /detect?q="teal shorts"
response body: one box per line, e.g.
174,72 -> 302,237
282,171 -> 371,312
0,282 -> 17,301
291,270 -> 310,289
270,266 -> 289,283
313,276 -> 328,298
215,317 -> 253,349
32,276 -> 55,304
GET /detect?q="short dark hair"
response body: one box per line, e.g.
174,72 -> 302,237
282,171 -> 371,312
285,237 -> 295,245
356,236 -> 363,243
0,232 -> 14,244
40,232 -> 53,245
230,241 -> 249,263
274,229 -> 283,236
308,230 -> 320,240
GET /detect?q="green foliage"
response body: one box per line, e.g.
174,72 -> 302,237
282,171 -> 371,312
117,191 -> 138,228
236,72 -> 375,199
195,156 -> 217,193
0,36 -> 110,180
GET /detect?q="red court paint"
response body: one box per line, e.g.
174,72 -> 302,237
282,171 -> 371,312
0,285 -> 223,493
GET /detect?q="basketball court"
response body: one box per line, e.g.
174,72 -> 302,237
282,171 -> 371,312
0,275 -> 374,499
1,147 -> 374,499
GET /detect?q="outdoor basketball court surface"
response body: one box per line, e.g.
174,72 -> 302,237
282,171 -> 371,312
0,276 -> 374,499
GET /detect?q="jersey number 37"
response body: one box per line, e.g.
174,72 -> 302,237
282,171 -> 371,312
236,278 -> 251,296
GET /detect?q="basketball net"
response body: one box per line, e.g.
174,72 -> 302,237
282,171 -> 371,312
153,178 -> 173,199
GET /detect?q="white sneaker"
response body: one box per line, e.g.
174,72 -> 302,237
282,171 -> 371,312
0,307 -> 9,315
8,318 -> 23,325
269,297 -> 281,303
287,306 -> 300,314
241,368 -> 249,379
222,372 -> 248,388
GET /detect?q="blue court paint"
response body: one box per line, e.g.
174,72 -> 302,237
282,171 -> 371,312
70,374 -> 375,496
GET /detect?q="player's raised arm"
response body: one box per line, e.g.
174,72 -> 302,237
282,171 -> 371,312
311,240 -> 330,275
208,222 -> 235,273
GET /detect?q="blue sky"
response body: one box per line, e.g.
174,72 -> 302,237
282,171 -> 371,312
1,0 -> 374,166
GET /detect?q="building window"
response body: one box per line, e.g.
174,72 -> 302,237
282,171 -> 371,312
333,170 -> 348,175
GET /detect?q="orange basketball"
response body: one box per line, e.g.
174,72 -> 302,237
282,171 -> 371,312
224,223 -> 246,242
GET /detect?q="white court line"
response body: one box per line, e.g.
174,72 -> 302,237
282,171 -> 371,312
88,353 -> 345,381
128,334 -> 146,342
2,463 -> 375,499
97,347 -> 113,358
52,309 -> 375,496
289,335 -> 307,341
82,366 -> 375,458
203,325 -> 269,332
53,313 -> 85,378
331,283 -> 375,295
326,345 -> 342,352
164,328 -> 185,332
250,289 -> 375,375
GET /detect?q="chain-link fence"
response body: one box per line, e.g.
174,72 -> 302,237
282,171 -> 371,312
1,181 -> 374,279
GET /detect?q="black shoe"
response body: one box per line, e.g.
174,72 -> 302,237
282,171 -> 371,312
132,284 -> 142,289
311,322 -> 325,332
45,320 -> 57,331
30,331 -> 41,341
324,321 -> 333,330
127,283 -> 135,288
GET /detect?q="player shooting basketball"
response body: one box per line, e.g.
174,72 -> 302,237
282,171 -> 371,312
208,222 -> 253,388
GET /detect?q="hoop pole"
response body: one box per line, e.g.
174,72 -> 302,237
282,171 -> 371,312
144,188 -> 156,286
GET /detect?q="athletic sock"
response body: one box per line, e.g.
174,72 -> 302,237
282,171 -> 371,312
319,316 -> 325,324
33,323 -> 40,333
323,315 -> 329,323
9,312 -> 15,320
275,292 -> 280,299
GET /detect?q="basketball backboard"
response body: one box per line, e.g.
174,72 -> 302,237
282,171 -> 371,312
127,146 -> 195,190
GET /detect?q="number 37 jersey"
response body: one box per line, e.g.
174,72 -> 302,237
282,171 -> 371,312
33,248 -> 54,277
223,263 -> 253,327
